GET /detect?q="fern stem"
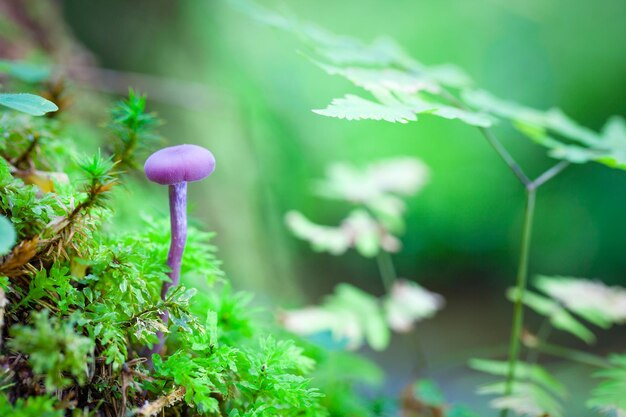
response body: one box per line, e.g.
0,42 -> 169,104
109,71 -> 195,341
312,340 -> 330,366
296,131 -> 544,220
478,127 -> 531,186
439,90 -> 573,417
529,341 -> 611,369
528,161 -> 570,190
500,188 -> 535,417
376,251 -> 396,292
440,89 -> 531,188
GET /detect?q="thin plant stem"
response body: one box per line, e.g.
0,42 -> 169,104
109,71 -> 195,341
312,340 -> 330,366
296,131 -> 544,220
375,251 -> 433,371
441,89 -> 572,417
529,161 -> 570,190
376,251 -> 397,292
499,188 -> 536,417
439,89 -> 531,188
530,341 -> 611,369
478,127 -> 531,186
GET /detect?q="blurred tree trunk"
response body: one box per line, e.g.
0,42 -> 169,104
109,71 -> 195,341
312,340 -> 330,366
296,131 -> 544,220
0,0 -> 95,67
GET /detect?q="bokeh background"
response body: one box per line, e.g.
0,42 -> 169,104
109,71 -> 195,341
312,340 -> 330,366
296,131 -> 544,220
4,0 -> 626,414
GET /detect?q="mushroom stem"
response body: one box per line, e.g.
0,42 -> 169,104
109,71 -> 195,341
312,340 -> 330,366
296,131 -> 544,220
149,182 -> 188,361
163,182 -> 188,299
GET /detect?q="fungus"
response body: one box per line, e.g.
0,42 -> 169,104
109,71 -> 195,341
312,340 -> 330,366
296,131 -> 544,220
143,144 -> 215,356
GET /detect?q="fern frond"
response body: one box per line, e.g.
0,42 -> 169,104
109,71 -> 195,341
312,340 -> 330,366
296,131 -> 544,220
313,94 -> 417,124
470,359 -> 566,417
507,287 -> 596,344
588,353 -> 626,415
535,276 -> 626,327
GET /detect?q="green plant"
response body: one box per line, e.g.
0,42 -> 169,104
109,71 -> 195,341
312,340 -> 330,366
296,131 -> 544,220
0,93 -> 57,117
283,158 -> 443,352
236,1 -> 626,415
0,72 -> 381,416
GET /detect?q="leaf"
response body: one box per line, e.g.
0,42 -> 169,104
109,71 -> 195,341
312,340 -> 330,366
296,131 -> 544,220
535,276 -> 626,327
462,90 -> 599,144
314,92 -> 494,127
507,287 -> 596,344
447,406 -> 482,417
298,24 -> 471,89
229,0 -> 294,31
463,90 -> 626,171
285,211 -> 351,255
0,93 -> 58,116
399,93 -> 495,127
515,120 -> 602,164
0,216 -> 16,256
206,310 -> 218,346
281,283 -> 390,351
0,60 -> 51,83
587,354 -> 626,415
329,284 -> 390,351
469,359 -> 566,397
461,89 -> 546,125
294,16 -> 419,68
347,209 -> 381,257
471,359 -> 566,417
413,379 -> 445,406
479,381 -> 564,417
314,94 -> 417,123
426,64 -> 473,88
285,209 -> 400,257
383,279 -> 444,332
596,116 -> 626,170
314,61 -> 439,94
314,157 -> 429,205
427,103 -> 494,127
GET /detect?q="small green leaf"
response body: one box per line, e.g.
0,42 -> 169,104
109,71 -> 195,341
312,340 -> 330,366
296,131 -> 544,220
461,89 -> 545,125
447,405 -> 482,417
0,60 -> 51,83
0,216 -> 16,256
413,379 -> 445,406
206,310 -> 218,347
507,287 -> 596,344
535,276 -> 626,328
332,284 -> 390,351
479,381 -> 564,417
285,211 -> 351,255
0,93 -> 58,116
285,209 -> 400,258
314,61 -> 438,95
469,359 -> 566,397
471,359 -> 566,417
399,93 -> 494,127
596,116 -> 626,170
384,280 -> 444,332
349,209 -> 381,257
588,354 -> 626,413
314,94 -> 417,124
282,283 -> 390,351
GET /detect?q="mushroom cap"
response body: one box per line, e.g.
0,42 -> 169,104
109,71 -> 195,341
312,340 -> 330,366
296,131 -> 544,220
144,144 -> 215,185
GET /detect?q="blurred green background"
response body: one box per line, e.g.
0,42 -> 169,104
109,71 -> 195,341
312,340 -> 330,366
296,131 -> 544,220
60,0 -> 626,299
7,0 -> 626,414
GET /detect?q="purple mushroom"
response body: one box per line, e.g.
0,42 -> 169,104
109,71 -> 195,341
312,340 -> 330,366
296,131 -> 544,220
143,144 -> 215,357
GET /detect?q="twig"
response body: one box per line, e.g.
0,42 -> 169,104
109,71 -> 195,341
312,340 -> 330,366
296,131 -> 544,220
135,386 -> 186,417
